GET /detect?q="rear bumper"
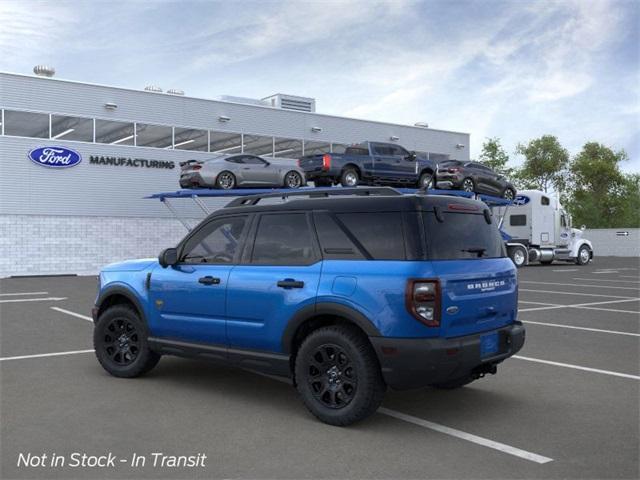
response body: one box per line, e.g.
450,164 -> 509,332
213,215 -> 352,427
370,323 -> 525,390
179,172 -> 208,188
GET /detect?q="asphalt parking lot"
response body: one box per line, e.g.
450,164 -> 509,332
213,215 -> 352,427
1,256 -> 638,479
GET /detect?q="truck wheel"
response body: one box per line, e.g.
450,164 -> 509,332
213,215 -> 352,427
295,325 -> 386,426
340,168 -> 359,187
216,171 -> 236,190
94,305 -> 161,378
461,177 -> 475,192
418,172 -> 433,189
576,245 -> 591,265
430,375 -> 475,390
508,245 -> 527,268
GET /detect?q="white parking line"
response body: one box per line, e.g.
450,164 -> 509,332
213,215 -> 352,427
519,297 -> 640,313
518,300 -> 561,306
378,408 -> 553,464
51,307 -> 93,322
552,269 -> 579,272
520,289 -> 636,299
576,306 -> 640,315
593,271 -> 620,274
0,349 -> 95,362
0,297 -> 68,304
573,278 -> 640,284
521,281 -> 639,291
621,275 -> 640,279
513,356 -> 640,380
522,320 -> 640,337
0,291 -> 49,296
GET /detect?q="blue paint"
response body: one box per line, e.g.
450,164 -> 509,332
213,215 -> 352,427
28,146 -> 82,168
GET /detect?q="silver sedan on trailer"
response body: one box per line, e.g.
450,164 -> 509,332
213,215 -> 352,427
179,154 -> 307,189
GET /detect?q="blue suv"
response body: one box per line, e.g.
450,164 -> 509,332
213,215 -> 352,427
92,187 -> 525,426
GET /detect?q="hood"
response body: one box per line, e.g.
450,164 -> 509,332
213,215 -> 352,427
101,258 -> 157,272
571,228 -> 584,240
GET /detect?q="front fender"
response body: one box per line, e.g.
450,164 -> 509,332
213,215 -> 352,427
570,239 -> 593,257
95,279 -> 149,323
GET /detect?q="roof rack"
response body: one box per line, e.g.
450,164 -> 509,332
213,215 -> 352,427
225,186 -> 401,207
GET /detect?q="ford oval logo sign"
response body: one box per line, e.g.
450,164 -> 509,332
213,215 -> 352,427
513,195 -> 530,206
28,146 -> 82,168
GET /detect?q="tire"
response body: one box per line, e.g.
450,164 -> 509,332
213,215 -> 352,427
431,376 -> 475,390
294,325 -> 386,426
418,172 -> 434,189
508,245 -> 527,268
503,188 -> 516,201
284,171 -> 303,189
340,168 -> 359,187
461,177 -> 475,192
576,245 -> 591,265
314,178 -> 333,187
93,305 -> 161,378
216,171 -> 236,190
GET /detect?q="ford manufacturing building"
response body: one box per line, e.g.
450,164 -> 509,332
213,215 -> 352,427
0,69 -> 470,278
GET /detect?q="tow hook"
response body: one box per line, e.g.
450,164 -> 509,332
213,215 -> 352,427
472,364 -> 498,379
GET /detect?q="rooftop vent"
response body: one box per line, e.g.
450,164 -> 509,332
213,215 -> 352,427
262,94 -> 316,113
33,65 -> 55,77
144,85 -> 163,93
167,89 -> 184,95
414,122 -> 429,128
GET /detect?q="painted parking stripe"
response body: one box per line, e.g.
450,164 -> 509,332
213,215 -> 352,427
519,297 -> 640,312
378,408 -> 553,464
513,356 -> 640,380
518,300 -> 562,306
519,289 -> 636,299
0,291 -> 49,296
552,269 -> 579,272
572,277 -> 640,284
0,349 -> 94,362
521,281 -> 639,291
574,306 -> 639,315
51,307 -> 93,322
0,297 -> 67,304
522,320 -> 640,337
621,275 -> 640,279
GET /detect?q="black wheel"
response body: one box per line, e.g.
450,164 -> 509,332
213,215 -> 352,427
508,245 -> 527,268
576,245 -> 591,265
314,178 -> 333,187
461,177 -> 475,192
418,172 -> 434,189
216,171 -> 236,190
503,188 -> 516,200
340,168 -> 359,187
284,171 -> 303,189
431,376 -> 475,390
93,305 -> 160,378
295,325 -> 386,426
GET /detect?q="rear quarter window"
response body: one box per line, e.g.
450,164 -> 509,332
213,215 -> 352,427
329,212 -> 405,260
424,212 -> 505,260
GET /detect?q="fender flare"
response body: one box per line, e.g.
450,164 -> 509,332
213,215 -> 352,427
96,285 -> 146,321
281,302 -> 381,354
571,238 -> 594,257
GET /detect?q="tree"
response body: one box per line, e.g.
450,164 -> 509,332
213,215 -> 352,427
479,137 -> 511,175
515,135 -> 569,192
565,142 -> 638,228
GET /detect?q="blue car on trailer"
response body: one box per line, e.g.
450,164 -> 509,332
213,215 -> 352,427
92,187 -> 524,425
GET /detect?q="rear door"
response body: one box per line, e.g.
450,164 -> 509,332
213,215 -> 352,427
371,143 -> 396,179
226,212 -> 322,353
423,210 -> 517,339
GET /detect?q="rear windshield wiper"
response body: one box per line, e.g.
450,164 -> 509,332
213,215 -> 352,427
461,247 -> 487,257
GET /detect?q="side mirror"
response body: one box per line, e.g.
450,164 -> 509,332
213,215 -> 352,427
158,248 -> 178,268
407,151 -> 417,161
263,161 -> 270,167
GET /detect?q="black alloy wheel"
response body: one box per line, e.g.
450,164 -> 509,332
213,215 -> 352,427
307,344 -> 358,409
102,317 -> 140,366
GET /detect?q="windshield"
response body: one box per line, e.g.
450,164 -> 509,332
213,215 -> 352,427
423,212 -> 506,260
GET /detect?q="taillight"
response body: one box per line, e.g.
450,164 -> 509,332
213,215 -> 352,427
406,279 -> 441,327
448,167 -> 460,173
297,159 -> 301,167
322,154 -> 332,171
192,165 -> 202,170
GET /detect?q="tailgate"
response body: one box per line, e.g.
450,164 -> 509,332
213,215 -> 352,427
298,154 -> 324,171
432,258 -> 517,338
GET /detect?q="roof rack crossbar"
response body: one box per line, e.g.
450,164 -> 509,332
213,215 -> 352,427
224,187 -> 401,208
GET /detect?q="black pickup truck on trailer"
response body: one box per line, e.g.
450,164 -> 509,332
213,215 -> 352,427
298,141 -> 437,188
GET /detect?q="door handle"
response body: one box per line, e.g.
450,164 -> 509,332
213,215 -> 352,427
198,276 -> 221,285
277,279 -> 305,289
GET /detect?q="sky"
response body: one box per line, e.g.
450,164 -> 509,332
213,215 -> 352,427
1,0 -> 638,172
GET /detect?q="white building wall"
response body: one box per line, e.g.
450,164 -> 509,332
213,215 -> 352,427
584,228 -> 640,257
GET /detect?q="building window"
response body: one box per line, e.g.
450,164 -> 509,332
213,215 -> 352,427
303,141 -> 331,155
95,119 -> 135,145
243,134 -> 274,156
273,137 -> 303,159
51,114 -> 93,142
173,127 -> 208,151
135,123 -> 173,148
210,131 -> 243,154
3,110 -> 49,138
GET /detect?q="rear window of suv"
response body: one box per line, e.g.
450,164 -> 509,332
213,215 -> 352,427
423,212 -> 505,260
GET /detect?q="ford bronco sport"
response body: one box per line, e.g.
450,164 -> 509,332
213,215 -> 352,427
92,187 -> 525,426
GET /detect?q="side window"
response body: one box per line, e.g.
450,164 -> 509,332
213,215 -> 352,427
251,214 -> 316,265
226,156 -> 244,164
313,212 -> 365,260
181,216 -> 248,264
541,196 -> 550,206
561,214 -> 567,227
243,155 -> 267,165
335,212 -> 405,260
391,145 -> 410,157
372,144 -> 392,156
510,215 -> 527,226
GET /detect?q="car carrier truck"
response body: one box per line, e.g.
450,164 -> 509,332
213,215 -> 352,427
494,190 -> 594,267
